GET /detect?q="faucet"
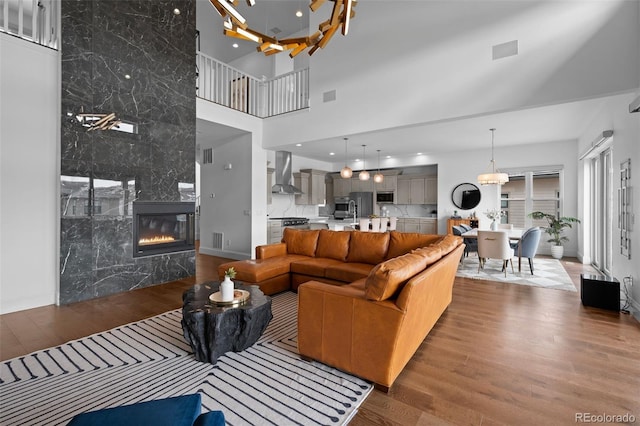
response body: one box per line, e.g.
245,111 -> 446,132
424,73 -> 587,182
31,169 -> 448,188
348,200 -> 356,223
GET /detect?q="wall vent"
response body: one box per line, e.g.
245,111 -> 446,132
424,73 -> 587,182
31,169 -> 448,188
212,231 -> 224,249
323,90 -> 337,103
492,40 -> 518,60
203,148 -> 213,164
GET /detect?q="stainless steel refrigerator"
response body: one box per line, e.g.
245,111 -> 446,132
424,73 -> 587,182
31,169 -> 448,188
348,192 -> 373,218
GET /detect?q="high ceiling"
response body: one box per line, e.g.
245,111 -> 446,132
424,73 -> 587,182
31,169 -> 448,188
196,0 -> 639,167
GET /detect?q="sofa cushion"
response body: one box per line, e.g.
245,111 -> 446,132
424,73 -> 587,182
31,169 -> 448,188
346,231 -> 390,265
411,245 -> 443,265
365,252 -> 429,301
431,234 -> 463,255
219,255 -> 309,283
325,262 -> 375,283
315,229 -> 351,261
386,231 -> 441,259
283,228 -> 320,257
291,258 -> 344,277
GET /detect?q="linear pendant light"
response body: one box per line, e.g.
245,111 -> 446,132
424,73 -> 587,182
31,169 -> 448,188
477,128 -> 509,185
359,144 -> 370,181
340,138 -> 353,178
373,149 -> 384,183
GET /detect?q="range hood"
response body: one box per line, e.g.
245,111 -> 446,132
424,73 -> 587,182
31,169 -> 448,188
271,151 -> 303,194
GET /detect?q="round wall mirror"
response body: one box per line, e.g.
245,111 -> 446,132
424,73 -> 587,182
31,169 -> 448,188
451,183 -> 481,210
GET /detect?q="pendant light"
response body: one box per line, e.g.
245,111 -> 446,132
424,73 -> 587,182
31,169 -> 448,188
359,145 -> 370,181
340,138 -> 353,178
373,149 -> 384,183
477,128 -> 509,185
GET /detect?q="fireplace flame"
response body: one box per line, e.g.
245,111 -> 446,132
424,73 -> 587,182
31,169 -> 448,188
139,235 -> 176,246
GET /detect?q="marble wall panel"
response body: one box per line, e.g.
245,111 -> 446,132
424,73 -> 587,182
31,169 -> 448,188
60,0 -> 196,305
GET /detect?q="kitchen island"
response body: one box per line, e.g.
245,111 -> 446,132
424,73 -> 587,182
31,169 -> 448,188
307,217 -> 358,231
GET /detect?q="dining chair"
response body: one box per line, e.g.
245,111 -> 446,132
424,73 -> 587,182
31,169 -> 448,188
358,218 -> 370,232
388,217 -> 398,231
370,217 -> 381,232
452,226 -> 477,259
477,230 -> 514,277
459,224 -> 473,232
511,227 -> 541,275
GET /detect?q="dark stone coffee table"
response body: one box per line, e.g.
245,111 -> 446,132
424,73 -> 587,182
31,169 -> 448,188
181,282 -> 272,364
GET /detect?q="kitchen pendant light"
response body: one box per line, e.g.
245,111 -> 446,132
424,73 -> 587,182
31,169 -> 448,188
359,144 -> 370,181
340,138 -> 353,178
477,128 -> 509,185
373,149 -> 384,183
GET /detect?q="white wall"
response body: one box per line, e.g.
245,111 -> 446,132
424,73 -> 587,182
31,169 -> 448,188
0,34 -> 59,314
576,92 -> 640,318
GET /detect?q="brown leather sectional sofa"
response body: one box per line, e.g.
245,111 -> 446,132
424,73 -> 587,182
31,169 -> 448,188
217,228 -> 464,390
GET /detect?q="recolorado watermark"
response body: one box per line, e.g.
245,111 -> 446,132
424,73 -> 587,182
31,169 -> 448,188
575,412 -> 636,423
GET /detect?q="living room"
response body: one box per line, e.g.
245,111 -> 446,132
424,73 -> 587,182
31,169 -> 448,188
1,0 -> 639,424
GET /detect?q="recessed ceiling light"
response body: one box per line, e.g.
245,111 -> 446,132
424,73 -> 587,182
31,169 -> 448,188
355,158 -> 361,162
124,74 -> 131,79
173,8 -> 180,15
232,43 -> 238,48
417,152 -> 423,155
329,152 -> 335,156
296,10 -> 303,17
386,155 -> 391,159
295,143 -> 302,147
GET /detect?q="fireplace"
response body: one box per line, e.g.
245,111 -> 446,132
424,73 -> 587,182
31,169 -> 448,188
132,201 -> 195,258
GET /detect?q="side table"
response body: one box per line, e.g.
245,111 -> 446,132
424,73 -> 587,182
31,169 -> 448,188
181,282 -> 273,363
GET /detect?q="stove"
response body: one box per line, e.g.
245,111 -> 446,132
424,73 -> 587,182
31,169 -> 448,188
269,217 -> 309,226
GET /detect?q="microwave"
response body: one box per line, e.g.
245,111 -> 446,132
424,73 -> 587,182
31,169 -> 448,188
376,191 -> 394,204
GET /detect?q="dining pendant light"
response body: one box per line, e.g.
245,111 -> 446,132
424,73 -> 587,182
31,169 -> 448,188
340,138 -> 353,178
359,144 -> 370,181
373,149 -> 384,183
477,128 -> 509,185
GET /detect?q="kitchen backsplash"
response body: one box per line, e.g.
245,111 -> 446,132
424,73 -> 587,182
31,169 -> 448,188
268,194 -> 320,218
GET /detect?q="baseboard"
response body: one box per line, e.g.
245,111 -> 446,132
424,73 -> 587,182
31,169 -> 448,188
629,296 -> 640,322
198,246 -> 250,260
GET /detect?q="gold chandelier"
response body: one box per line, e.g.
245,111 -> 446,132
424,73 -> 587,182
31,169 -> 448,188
477,128 -> 509,185
209,0 -> 357,58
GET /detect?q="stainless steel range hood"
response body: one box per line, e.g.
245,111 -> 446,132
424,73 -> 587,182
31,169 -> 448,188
271,151 -> 303,194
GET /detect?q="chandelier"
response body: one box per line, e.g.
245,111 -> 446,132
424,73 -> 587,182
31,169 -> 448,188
340,137 -> 352,178
359,144 -> 369,181
477,128 -> 509,185
209,0 -> 357,58
373,149 -> 384,183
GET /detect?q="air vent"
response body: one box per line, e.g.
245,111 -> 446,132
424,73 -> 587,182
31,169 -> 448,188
212,231 -> 224,249
270,27 -> 281,35
323,90 -> 337,103
492,40 -> 518,60
203,148 -> 213,164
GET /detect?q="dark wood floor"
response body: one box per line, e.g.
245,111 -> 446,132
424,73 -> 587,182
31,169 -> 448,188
2,249 -> 639,425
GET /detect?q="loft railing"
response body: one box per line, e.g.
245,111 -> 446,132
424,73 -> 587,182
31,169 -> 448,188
197,51 -> 309,118
0,0 -> 59,49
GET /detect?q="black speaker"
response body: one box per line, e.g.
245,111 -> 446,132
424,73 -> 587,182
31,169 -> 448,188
580,274 -> 620,311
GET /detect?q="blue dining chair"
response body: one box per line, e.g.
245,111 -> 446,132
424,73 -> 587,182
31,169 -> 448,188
452,225 -> 477,258
512,227 -> 542,275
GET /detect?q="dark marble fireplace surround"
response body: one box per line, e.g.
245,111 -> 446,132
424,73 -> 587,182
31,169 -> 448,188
60,0 -> 196,304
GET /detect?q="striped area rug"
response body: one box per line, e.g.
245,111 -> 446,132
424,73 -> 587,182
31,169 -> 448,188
0,292 -> 372,425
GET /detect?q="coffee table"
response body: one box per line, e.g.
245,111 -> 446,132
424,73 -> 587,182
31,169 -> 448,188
181,282 -> 272,364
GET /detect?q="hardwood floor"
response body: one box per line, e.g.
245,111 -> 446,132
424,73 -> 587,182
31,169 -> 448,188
2,251 -> 639,425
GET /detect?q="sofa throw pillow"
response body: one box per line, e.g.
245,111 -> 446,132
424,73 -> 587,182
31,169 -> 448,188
432,234 -> 462,255
283,228 -> 320,257
315,229 -> 352,261
365,253 -> 429,301
346,231 -> 390,265
411,245 -> 443,265
386,231 -> 442,259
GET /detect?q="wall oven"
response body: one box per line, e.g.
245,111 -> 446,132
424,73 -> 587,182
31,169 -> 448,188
334,196 -> 351,219
376,191 -> 394,204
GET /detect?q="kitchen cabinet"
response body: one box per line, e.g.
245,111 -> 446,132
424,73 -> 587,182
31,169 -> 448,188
351,177 -> 374,193
295,169 -> 327,205
268,221 -> 283,244
267,167 -> 274,204
397,177 -> 425,204
375,175 -> 397,192
396,217 -> 437,234
424,176 -> 437,204
333,176 -> 352,197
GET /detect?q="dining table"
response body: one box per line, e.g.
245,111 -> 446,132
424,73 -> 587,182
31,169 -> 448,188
460,228 -> 525,272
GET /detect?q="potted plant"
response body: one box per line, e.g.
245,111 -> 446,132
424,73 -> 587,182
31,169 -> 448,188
484,209 -> 505,230
528,211 -> 580,259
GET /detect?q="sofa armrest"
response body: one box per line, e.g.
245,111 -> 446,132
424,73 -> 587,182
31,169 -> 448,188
297,281 -> 405,387
256,242 -> 287,259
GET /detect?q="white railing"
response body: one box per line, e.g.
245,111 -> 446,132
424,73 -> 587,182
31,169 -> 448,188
197,51 -> 309,118
0,0 -> 59,49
